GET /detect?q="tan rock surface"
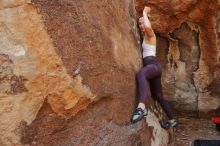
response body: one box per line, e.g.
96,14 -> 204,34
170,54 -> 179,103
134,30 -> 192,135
1,0 -> 220,145
0,2 -> 95,145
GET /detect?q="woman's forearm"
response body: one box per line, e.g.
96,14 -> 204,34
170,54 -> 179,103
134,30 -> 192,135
143,8 -> 151,28
145,27 -> 154,37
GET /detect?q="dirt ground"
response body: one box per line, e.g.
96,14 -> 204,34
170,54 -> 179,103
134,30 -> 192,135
174,114 -> 220,146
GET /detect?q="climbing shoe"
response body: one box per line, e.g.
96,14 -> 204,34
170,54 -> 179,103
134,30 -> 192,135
131,107 -> 148,123
161,119 -> 177,129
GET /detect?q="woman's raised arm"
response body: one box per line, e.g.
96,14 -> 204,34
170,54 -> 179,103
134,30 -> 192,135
142,7 -> 156,44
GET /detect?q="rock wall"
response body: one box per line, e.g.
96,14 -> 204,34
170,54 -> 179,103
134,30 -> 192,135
0,0 -> 173,146
135,0 -> 220,114
1,0 -> 219,145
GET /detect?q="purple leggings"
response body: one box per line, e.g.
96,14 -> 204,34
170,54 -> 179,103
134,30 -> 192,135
136,56 -> 173,120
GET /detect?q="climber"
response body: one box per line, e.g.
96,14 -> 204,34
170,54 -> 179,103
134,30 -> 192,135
131,6 -> 177,129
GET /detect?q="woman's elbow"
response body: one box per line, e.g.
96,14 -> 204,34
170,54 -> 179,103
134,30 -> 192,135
145,28 -> 154,37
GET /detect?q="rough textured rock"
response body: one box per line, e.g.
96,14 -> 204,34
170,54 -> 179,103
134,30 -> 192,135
20,98 -> 173,146
0,1 -> 98,145
135,0 -> 220,113
1,0 -> 220,145
0,0 -> 173,146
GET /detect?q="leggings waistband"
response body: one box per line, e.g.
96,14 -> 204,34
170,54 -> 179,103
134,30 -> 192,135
143,56 -> 158,66
143,56 -> 157,60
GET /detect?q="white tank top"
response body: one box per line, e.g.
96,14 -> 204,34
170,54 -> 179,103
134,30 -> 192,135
142,40 -> 156,58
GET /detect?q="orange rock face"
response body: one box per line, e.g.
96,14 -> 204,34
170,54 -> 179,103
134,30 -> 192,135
0,0 -> 172,146
0,0 -> 219,146
135,0 -> 220,113
135,0 -> 219,72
